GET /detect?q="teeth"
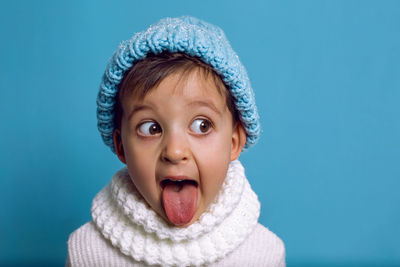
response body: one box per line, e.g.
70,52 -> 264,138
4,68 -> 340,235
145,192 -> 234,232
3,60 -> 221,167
160,179 -> 198,189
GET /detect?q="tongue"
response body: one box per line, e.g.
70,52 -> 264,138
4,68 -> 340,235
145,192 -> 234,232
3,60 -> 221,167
162,181 -> 198,226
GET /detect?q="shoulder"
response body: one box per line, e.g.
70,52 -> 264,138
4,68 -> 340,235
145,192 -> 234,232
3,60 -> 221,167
242,223 -> 286,266
67,221 -> 106,257
251,223 -> 285,252
68,221 -> 100,244
213,223 -> 286,267
67,222 -> 140,267
67,222 -> 102,266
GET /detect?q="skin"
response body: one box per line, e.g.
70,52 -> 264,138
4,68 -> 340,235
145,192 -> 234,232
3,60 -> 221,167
113,69 -> 246,227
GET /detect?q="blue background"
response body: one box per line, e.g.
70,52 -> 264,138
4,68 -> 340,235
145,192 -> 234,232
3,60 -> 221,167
1,0 -> 399,266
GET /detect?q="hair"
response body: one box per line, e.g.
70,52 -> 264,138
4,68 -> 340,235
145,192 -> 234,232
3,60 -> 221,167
113,52 -> 239,130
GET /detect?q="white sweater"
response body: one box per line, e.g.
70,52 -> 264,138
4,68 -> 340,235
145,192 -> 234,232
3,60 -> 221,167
67,161 -> 285,266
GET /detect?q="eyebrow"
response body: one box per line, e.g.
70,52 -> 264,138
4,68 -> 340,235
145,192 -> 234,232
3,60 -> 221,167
127,100 -> 222,120
187,100 -> 222,116
128,104 -> 153,120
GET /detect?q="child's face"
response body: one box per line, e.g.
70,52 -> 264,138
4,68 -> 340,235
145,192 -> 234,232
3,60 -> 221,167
114,69 -> 245,227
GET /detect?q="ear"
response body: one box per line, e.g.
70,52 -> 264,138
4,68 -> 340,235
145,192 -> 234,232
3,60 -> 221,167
230,123 -> 247,161
113,129 -> 127,164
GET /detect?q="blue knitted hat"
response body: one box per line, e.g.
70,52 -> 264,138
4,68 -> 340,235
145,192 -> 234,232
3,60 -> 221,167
97,16 -> 260,153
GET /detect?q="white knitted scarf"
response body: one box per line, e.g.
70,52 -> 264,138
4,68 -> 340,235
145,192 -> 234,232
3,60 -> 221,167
91,160 -> 260,267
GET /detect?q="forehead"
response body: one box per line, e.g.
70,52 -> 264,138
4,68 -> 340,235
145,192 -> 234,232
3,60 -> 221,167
121,68 -> 227,108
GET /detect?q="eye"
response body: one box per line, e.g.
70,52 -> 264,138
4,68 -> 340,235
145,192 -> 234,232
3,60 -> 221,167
137,121 -> 162,136
190,119 -> 212,134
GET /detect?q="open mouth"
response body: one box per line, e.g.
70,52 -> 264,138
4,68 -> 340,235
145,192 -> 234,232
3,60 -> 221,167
160,179 -> 198,191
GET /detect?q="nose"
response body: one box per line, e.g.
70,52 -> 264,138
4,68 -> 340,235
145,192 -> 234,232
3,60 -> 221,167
161,132 -> 190,164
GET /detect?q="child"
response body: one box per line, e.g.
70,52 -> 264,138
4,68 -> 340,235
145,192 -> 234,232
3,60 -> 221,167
67,16 -> 285,266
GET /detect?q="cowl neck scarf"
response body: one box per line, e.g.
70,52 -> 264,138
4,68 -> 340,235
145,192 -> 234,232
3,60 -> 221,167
91,160 -> 260,266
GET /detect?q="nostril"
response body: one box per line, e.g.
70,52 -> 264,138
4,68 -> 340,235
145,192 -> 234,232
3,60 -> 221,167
161,149 -> 188,163
160,136 -> 190,163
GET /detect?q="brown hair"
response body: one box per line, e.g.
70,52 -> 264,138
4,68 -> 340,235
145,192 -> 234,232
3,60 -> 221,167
113,52 -> 238,130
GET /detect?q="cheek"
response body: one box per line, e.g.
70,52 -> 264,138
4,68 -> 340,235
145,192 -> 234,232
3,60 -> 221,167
123,139 -> 161,207
194,126 -> 233,159
127,155 -> 152,184
193,133 -> 232,203
199,156 -> 230,206
127,157 -> 154,194
123,133 -> 159,177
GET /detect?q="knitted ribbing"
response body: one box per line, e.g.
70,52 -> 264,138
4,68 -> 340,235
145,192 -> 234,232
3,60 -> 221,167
96,16 -> 261,153
67,222 -> 286,267
91,160 -> 260,267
